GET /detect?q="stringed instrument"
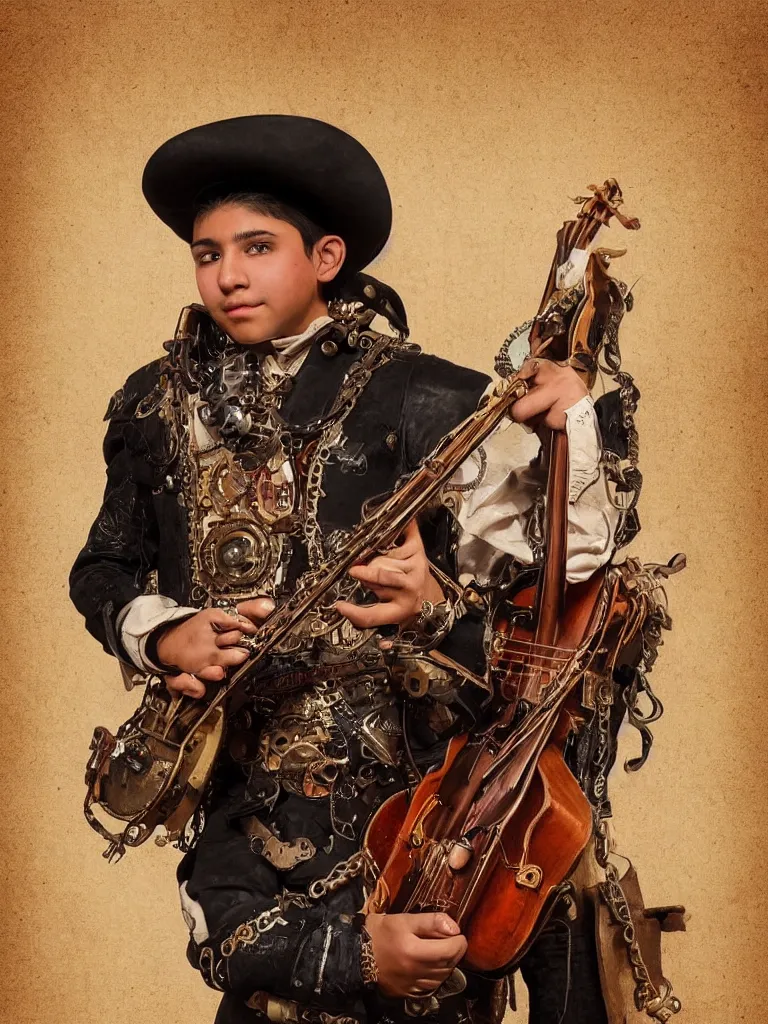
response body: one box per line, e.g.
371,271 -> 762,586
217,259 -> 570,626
363,180 -> 644,974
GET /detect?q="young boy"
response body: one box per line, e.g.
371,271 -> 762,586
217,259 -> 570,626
70,115 -> 616,1024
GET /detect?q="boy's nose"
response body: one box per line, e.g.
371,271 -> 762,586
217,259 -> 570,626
217,255 -> 249,292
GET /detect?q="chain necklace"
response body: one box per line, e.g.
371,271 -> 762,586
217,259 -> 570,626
302,331 -> 403,571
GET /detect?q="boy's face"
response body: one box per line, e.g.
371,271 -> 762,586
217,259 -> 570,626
191,203 -> 344,345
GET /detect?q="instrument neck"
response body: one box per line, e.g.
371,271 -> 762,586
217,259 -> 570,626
535,429 -> 569,648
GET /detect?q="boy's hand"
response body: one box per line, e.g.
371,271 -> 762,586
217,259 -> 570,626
335,519 -> 445,629
159,598 -> 274,699
510,357 -> 588,432
365,911 -> 467,999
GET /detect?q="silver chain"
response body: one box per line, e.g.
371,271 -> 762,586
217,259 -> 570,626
220,849 -> 375,958
303,334 -> 399,570
308,848 -> 376,898
595,832 -> 682,1022
592,692 -> 681,1022
220,899 -> 294,957
448,445 -> 487,494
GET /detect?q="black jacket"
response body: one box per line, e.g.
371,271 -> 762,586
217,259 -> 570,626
70,333 -> 491,668
70,322 -> 497,1023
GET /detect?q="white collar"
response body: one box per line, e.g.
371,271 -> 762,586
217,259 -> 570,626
262,313 -> 333,373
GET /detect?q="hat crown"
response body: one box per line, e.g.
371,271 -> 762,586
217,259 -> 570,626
142,114 -> 392,276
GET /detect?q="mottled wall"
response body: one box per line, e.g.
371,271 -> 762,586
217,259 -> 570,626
0,1 -> 765,1021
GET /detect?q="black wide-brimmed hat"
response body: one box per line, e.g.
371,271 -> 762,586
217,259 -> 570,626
141,114 -> 392,276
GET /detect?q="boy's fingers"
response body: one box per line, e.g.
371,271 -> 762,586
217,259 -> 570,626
209,608 -> 258,633
236,597 -> 276,623
515,356 -> 542,381
414,934 -> 468,966
214,629 -> 249,648
543,404 -> 568,432
355,555 -> 413,576
334,600 -> 388,628
350,563 -> 408,589
164,673 -> 206,699
197,664 -> 226,682
335,598 -> 410,628
509,385 -> 555,424
410,913 -> 460,938
386,518 -> 422,557
215,647 -> 250,668
349,521 -> 422,570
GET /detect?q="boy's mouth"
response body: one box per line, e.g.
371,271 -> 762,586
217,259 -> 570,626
223,303 -> 264,318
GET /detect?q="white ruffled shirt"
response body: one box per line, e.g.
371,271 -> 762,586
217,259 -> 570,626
118,316 -> 618,672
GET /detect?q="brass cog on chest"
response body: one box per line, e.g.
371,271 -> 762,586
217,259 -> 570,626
198,518 -> 280,592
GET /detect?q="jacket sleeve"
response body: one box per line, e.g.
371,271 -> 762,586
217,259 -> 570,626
453,395 -> 620,584
69,365 -> 163,662
401,352 -> 491,470
400,354 -> 495,733
177,803 -> 369,1013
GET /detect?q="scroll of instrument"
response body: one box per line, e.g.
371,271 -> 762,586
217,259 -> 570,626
363,180 -> 641,977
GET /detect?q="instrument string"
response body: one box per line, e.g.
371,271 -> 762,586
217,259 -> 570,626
497,668 -> 562,690
408,625 -> 600,912
417,847 -> 442,910
404,844 -> 430,910
494,653 -> 569,670
495,649 -> 571,662
495,650 -> 572,664
406,843 -> 440,911
495,659 -> 571,685
493,637 -> 575,654
403,650 -> 593,916
494,637 -> 575,691
495,636 -> 571,649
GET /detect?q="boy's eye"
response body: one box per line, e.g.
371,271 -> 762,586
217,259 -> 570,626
195,241 -> 271,265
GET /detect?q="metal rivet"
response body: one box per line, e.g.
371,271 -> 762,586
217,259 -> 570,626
320,340 -> 338,357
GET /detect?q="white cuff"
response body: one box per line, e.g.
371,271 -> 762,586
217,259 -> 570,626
117,594 -> 199,673
564,396 -> 601,502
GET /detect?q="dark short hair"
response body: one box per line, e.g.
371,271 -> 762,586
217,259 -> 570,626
193,191 -> 328,256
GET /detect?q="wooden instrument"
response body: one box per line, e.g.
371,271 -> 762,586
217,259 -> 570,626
364,181 -> 642,974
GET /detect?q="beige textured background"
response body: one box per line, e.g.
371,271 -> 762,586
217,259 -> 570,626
0,1 -> 765,1021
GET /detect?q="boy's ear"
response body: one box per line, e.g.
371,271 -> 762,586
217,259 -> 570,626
314,235 -> 346,284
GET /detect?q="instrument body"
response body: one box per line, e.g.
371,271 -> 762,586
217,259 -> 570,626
364,567 -> 633,974
85,696 -> 225,853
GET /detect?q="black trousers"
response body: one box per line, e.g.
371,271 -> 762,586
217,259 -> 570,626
516,896 -> 608,1024
214,901 -> 608,1024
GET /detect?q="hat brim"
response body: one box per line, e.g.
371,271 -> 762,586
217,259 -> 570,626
141,115 -> 392,276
